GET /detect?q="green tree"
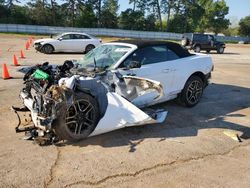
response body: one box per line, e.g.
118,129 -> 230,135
100,0 -> 119,28
223,27 -> 239,36
145,14 -> 157,31
75,3 -> 97,27
129,0 -> 147,13
118,8 -> 145,30
147,0 -> 162,30
27,0 -> 51,25
239,15 -> 250,36
205,0 -> 230,34
161,0 -> 174,31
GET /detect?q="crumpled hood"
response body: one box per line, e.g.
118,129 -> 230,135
34,38 -> 56,44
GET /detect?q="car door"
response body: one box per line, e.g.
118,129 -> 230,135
208,35 -> 216,49
57,34 -> 76,52
118,45 -> 178,102
203,35 -> 212,49
73,34 -> 91,52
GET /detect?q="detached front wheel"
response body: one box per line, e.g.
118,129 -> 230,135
53,92 -> 100,141
179,76 -> 204,107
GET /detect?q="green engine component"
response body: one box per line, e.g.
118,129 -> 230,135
31,69 -> 49,80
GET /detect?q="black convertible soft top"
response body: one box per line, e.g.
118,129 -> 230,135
112,40 -> 193,58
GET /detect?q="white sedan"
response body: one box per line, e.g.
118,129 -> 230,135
33,32 -> 102,54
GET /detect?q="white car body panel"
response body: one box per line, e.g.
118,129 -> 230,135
78,42 -> 213,107
99,42 -> 213,107
90,92 -> 167,136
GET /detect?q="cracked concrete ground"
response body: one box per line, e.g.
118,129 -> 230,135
0,34 -> 250,188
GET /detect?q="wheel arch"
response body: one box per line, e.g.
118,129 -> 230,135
188,71 -> 206,84
41,43 -> 55,51
85,44 -> 95,49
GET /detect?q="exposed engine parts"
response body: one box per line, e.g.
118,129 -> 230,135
13,61 -> 167,145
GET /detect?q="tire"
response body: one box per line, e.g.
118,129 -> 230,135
178,75 -> 204,107
217,46 -> 224,54
194,45 -> 201,53
53,92 -> 100,141
85,44 -> 95,54
42,44 -> 54,54
206,50 -> 211,53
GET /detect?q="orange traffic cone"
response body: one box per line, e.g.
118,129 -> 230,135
2,63 -> 11,79
13,55 -> 20,66
25,41 -> 29,50
20,50 -> 25,59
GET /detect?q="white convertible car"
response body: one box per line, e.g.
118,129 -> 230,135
14,40 -> 213,145
34,32 -> 102,54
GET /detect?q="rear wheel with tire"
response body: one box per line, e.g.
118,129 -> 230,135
194,45 -> 201,53
178,76 -> 204,107
42,44 -> 54,54
53,92 -> 100,141
85,44 -> 95,54
217,46 -> 224,54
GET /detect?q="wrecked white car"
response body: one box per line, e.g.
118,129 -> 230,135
13,40 -> 213,145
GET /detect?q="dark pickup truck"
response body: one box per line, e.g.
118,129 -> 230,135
182,33 -> 226,54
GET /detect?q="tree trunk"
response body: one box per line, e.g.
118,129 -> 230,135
97,0 -> 101,27
71,0 -> 75,27
156,0 -> 162,31
133,0 -> 136,11
166,0 -> 173,31
50,0 -> 56,25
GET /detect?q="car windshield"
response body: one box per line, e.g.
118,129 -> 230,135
53,33 -> 63,39
77,44 -> 132,70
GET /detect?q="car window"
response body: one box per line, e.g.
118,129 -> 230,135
208,35 -> 215,41
122,45 -> 179,67
73,34 -> 90,39
194,34 -> 208,42
167,48 -> 179,61
61,34 -> 72,40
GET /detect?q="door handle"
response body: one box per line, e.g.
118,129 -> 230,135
162,69 -> 170,73
162,69 -> 176,73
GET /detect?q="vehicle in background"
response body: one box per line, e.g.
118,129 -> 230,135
182,33 -> 225,54
34,32 -> 102,54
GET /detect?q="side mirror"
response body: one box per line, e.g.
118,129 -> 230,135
58,37 -> 63,41
127,61 -> 141,69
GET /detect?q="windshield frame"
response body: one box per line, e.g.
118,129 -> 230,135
104,43 -> 137,69
78,43 -> 137,70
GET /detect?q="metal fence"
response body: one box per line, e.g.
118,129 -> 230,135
0,24 -> 249,42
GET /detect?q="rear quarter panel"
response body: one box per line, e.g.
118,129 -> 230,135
171,53 -> 213,94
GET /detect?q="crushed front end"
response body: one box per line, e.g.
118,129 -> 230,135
13,61 -> 167,145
